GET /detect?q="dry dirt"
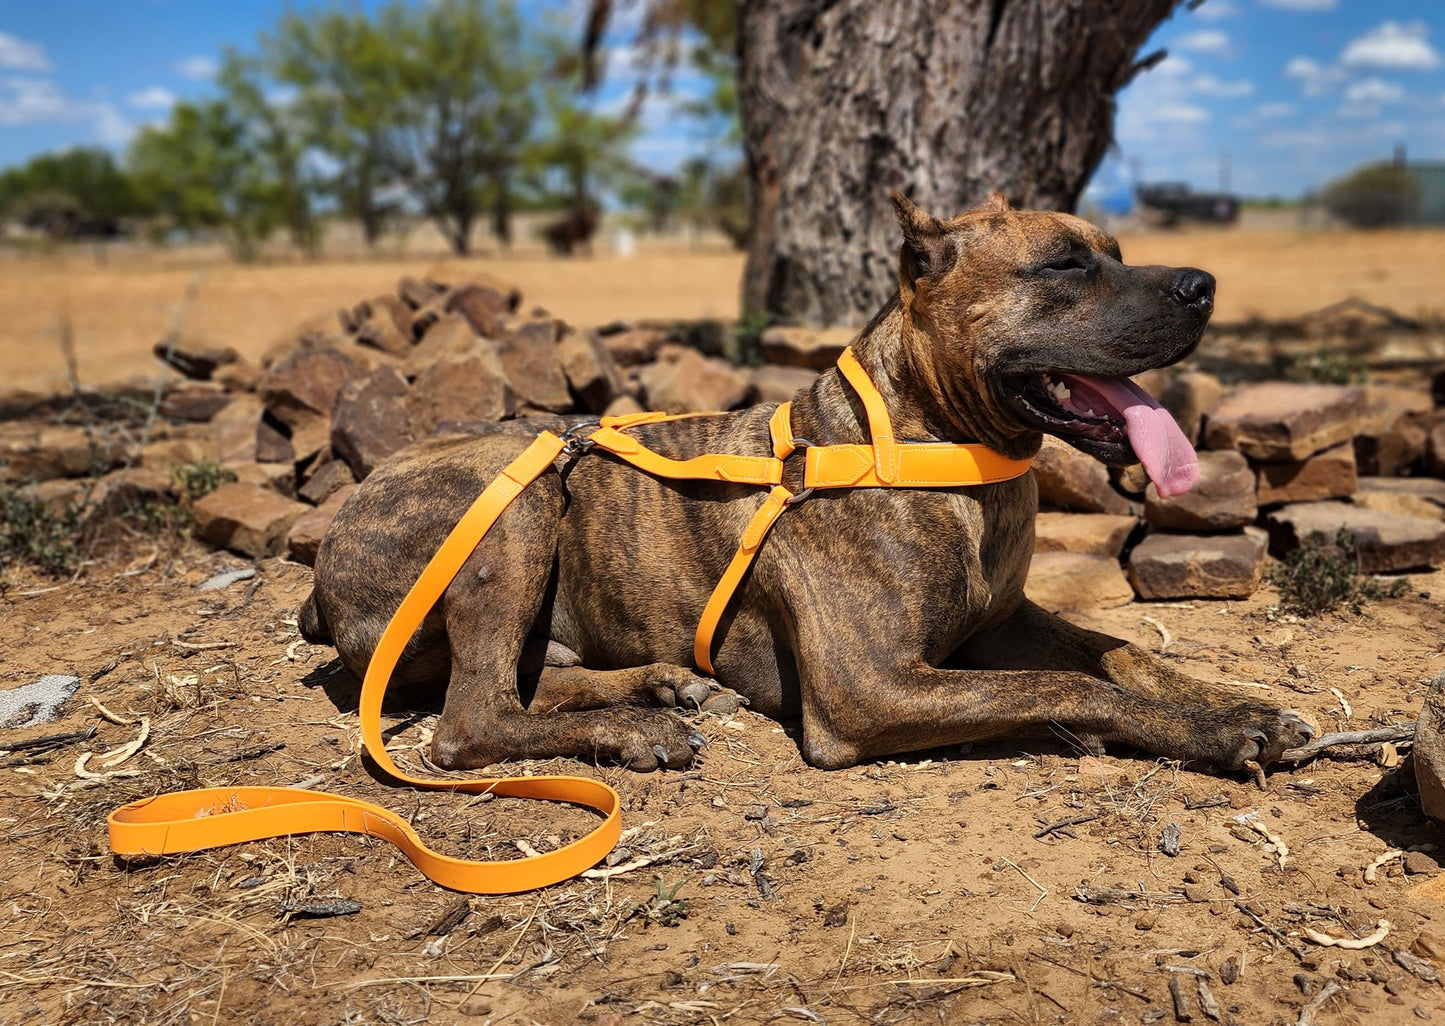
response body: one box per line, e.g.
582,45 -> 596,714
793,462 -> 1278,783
4,226 -> 1445,394
3,531 -> 1445,1026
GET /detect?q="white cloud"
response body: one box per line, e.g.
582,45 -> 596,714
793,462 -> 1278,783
1284,55 -> 1342,96
1195,1 -> 1241,20
93,105 -> 133,146
1343,78 -> 1404,104
1260,0 -> 1337,10
0,32 -> 50,72
173,55 -> 218,80
1177,30 -> 1232,57
1341,21 -> 1440,72
0,76 -> 132,145
126,86 -> 175,110
1156,103 -> 1210,124
1255,101 -> 1296,119
1192,73 -> 1254,98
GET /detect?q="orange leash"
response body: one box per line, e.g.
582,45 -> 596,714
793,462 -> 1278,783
110,432 -> 622,894
108,348 -> 1034,894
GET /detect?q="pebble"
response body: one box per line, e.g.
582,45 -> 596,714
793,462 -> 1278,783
702,693 -> 741,716
1406,851 -> 1440,875
1056,923 -> 1074,938
1135,911 -> 1158,931
1414,931 -> 1445,960
1184,884 -> 1212,903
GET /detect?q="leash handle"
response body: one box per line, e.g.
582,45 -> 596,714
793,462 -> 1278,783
110,432 -> 623,895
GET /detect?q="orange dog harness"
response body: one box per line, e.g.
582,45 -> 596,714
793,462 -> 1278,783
108,347 -> 1031,894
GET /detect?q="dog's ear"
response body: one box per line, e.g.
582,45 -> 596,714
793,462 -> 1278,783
971,190 -> 1013,213
891,191 -> 956,286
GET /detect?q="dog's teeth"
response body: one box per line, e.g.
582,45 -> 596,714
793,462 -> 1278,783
1057,384 -> 1071,401
1085,408 -> 1097,418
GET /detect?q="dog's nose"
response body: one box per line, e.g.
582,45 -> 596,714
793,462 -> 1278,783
1170,268 -> 1215,310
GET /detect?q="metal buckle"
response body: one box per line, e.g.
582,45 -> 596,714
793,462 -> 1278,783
560,420 -> 600,459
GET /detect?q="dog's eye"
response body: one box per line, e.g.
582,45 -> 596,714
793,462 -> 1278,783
1037,253 -> 1091,276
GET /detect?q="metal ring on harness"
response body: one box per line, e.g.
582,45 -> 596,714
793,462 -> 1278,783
783,437 -> 814,505
560,420 -> 601,459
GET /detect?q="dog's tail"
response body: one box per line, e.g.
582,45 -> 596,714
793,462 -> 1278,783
298,591 -> 333,646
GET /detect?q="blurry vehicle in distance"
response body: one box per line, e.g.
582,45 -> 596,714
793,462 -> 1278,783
1135,183 -> 1239,228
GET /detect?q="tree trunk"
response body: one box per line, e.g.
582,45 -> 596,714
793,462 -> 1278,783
738,0 -> 1180,327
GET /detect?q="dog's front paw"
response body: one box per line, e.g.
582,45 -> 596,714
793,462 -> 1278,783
616,710 -> 704,772
1204,705 -> 1317,771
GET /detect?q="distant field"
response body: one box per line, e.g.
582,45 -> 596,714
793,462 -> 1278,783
2,225 -> 1443,394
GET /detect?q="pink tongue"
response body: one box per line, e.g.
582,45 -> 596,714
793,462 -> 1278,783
1060,375 -> 1199,497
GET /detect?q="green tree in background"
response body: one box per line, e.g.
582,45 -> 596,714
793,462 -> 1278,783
1323,163 -> 1421,229
0,148 -> 144,238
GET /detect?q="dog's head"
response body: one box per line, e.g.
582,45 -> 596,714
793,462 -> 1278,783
888,192 -> 1210,496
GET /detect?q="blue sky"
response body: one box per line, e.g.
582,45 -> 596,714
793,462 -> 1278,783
0,1 -> 1441,201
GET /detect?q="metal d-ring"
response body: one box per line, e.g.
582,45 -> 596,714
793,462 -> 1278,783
560,420 -> 601,459
784,436 -> 814,505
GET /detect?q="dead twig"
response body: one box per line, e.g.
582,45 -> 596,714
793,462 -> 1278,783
1034,814 -> 1098,840
1294,980 -> 1343,1026
1278,724 -> 1415,764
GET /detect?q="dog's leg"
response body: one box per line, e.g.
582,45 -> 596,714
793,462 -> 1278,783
428,486 -> 699,773
526,663 -> 717,713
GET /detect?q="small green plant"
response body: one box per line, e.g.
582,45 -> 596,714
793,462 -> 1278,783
1273,352 -> 1366,386
0,487 -> 85,576
1269,528 -> 1409,616
733,308 -> 771,366
171,458 -> 235,502
646,876 -> 690,927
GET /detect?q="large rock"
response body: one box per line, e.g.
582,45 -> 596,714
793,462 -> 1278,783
1415,673 -> 1445,823
353,299 -> 414,358
1026,551 -> 1135,612
298,459 -> 356,505
1159,370 -> 1225,447
1264,501 -> 1445,573
1354,386 -> 1432,477
1353,477 -> 1445,521
599,327 -> 668,367
1253,441 -> 1357,506
497,320 -> 572,412
1032,436 -> 1134,515
557,327 -> 625,413
260,347 -> 366,430
758,326 -> 852,370
152,337 -> 239,381
94,467 -> 178,517
407,350 -> 516,435
0,424 -> 125,483
1033,512 -> 1137,558
638,348 -> 751,413
447,281 -> 518,339
330,368 -> 415,479
749,365 -> 819,405
1128,527 -> 1269,600
207,393 -> 265,463
1203,382 -> 1366,462
286,485 -> 357,566
193,482 -> 309,558
405,313 -> 487,377
1145,450 -> 1255,531
160,384 -> 233,423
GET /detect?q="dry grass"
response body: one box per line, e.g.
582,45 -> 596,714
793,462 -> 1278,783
4,225 -> 1445,394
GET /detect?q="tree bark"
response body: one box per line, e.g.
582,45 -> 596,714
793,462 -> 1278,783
738,0 -> 1181,327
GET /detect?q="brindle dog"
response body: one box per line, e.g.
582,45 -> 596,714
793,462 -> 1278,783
300,192 -> 1315,774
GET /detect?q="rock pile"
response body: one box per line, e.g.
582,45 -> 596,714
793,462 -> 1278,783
1027,371 -> 1445,611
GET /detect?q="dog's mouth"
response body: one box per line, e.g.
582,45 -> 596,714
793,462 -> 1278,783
1004,372 -> 1199,497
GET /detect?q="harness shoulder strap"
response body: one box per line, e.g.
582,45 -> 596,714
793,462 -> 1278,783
111,432 -> 622,894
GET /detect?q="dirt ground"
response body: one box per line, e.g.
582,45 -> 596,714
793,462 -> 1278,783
4,226 -> 1445,394
3,528 -> 1444,1026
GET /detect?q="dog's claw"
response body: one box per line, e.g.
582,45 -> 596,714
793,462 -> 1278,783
653,745 -> 670,764
687,732 -> 707,750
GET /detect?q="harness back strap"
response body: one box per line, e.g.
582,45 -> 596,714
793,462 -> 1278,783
110,432 -> 622,894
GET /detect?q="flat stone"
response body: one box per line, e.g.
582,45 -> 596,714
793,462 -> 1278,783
152,337 -> 239,381
1160,370 -> 1225,446
749,365 -> 818,405
1415,673 -> 1445,823
298,459 -> 356,505
213,361 -> 260,393
404,313 -> 486,378
397,275 -> 446,309
604,394 -> 645,418
0,423 -> 126,483
286,485 -> 357,567
193,482 -> 309,558
353,304 -> 413,358
94,466 -> 178,516
758,326 -> 852,370
599,327 -> 668,367
207,393 -> 265,463
1264,501 -> 1445,573
1111,463 -> 1150,498
1146,450 -> 1255,531
638,348 -> 751,414
225,460 -> 296,495
1253,441 -> 1357,506
406,350 -> 516,435
255,410 -> 295,463
446,281 -> 519,339
1032,436 -> 1134,515
1026,551 -> 1135,612
497,320 -> 573,412
160,384 -> 234,422
1203,382 -> 1367,461
1353,477 -> 1445,521
331,368 -> 415,480
1127,527 -> 1269,600
1034,512 -> 1138,558
557,327 -> 625,413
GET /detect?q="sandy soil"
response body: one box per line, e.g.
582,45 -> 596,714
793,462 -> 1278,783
2,532 -> 1443,1025
3,226 -> 1444,395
